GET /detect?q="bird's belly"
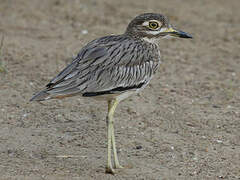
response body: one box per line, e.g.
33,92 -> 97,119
90,90 -> 139,102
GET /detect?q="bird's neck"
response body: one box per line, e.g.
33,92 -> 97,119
124,32 -> 159,46
141,37 -> 159,44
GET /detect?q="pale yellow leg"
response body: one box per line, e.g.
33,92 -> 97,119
105,100 -> 114,173
105,114 -> 114,173
111,123 -> 123,169
105,100 -> 123,174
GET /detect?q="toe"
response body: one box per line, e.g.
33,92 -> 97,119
115,164 -> 124,169
105,166 -> 115,174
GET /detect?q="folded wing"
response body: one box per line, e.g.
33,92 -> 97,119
30,35 -> 159,101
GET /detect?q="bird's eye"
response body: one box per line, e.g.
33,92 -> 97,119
148,21 -> 159,30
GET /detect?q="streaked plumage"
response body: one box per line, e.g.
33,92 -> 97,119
31,33 -> 160,101
31,13 -> 192,173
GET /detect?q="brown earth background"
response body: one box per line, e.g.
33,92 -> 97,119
0,0 -> 240,179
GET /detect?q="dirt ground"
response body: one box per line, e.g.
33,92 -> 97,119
0,0 -> 240,179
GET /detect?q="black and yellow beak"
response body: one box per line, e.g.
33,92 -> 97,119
161,27 -> 192,38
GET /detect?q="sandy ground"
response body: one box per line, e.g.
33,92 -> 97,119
0,0 -> 240,179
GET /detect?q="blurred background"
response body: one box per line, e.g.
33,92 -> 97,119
0,0 -> 239,179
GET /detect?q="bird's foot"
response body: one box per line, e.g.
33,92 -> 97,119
105,163 -> 124,174
114,163 -> 124,169
105,165 -> 115,174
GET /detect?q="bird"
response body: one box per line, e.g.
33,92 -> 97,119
30,13 -> 192,174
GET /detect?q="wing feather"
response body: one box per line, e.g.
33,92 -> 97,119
31,35 -> 160,101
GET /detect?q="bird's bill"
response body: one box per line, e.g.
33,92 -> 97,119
160,27 -> 192,38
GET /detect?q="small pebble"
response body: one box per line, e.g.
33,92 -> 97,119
23,113 -> 28,118
212,105 -> 220,108
81,30 -> 88,35
136,145 -> 142,150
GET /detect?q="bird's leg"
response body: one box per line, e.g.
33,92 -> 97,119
105,99 -> 122,174
105,100 -> 115,174
111,121 -> 123,169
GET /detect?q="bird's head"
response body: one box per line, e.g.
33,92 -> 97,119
125,13 -> 192,42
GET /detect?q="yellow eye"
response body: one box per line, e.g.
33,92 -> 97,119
149,21 -> 159,29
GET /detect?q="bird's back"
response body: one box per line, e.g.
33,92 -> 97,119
30,34 -> 161,101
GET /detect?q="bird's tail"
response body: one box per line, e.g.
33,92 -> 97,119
30,90 -> 51,101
